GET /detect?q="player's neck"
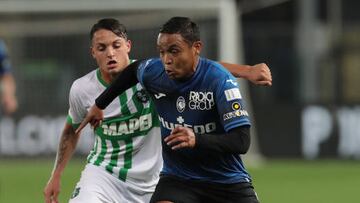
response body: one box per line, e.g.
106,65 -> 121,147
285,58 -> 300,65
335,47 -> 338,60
101,58 -> 131,84
193,56 -> 200,72
176,57 -> 200,82
186,56 -> 200,79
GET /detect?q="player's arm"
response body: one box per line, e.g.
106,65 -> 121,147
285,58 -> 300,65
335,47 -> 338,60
194,126 -> 250,154
0,40 -> 17,114
95,59 -> 142,109
0,73 -> 17,114
75,60 -> 143,134
44,122 -> 80,203
219,62 -> 272,86
165,126 -> 250,154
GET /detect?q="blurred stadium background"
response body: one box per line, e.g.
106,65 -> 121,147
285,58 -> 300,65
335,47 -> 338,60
1,0 -> 360,202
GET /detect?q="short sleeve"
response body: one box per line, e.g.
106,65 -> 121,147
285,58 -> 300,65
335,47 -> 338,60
215,74 -> 251,132
137,58 -> 157,88
68,81 -> 87,128
0,40 -> 11,75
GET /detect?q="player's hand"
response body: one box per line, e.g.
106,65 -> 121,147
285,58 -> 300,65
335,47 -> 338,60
75,104 -> 104,135
164,126 -> 196,150
44,176 -> 61,203
247,63 -> 272,86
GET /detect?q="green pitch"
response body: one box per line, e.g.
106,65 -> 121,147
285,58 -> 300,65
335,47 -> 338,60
0,158 -> 359,203
0,158 -> 85,203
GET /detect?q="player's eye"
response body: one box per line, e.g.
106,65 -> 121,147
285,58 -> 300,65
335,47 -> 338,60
97,45 -> 106,51
170,49 -> 179,55
113,43 -> 121,49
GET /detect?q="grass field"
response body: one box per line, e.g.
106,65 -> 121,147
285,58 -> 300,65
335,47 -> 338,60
0,158 -> 359,203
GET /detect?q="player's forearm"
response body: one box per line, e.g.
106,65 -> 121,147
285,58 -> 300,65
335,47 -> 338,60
1,74 -> 16,98
195,126 -> 250,154
219,62 -> 251,79
51,124 -> 80,177
96,59 -> 141,109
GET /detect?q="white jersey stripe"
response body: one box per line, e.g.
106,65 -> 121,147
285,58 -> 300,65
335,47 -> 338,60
126,87 -> 137,114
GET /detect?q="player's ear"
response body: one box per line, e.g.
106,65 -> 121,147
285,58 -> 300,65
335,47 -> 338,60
90,46 -> 96,58
126,40 -> 132,53
193,41 -> 202,55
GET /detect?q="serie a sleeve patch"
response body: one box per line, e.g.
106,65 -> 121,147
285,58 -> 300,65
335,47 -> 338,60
224,88 -> 242,101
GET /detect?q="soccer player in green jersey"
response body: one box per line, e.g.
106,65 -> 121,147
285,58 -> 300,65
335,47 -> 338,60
44,18 -> 271,203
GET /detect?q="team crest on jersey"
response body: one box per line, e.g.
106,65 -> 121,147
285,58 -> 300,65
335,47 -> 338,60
71,187 -> 80,199
176,96 -> 186,113
135,89 -> 149,103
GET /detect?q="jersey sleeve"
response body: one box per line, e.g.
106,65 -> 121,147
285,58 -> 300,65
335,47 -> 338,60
0,40 -> 11,75
215,74 -> 251,132
137,58 -> 158,89
67,81 -> 87,129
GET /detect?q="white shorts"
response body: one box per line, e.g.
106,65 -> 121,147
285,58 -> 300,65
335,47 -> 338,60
69,164 -> 153,203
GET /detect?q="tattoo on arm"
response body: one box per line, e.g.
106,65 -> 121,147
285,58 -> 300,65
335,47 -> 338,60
53,126 -> 78,171
55,133 -> 71,168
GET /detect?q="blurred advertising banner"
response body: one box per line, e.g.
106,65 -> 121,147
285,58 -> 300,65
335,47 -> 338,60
0,116 -> 93,156
302,105 -> 360,159
1,106 -> 360,159
249,104 -> 360,160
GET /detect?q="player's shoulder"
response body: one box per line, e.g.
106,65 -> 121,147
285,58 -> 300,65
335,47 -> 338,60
70,69 -> 97,93
0,40 -> 7,55
201,58 -> 232,79
140,58 -> 162,69
138,58 -> 163,79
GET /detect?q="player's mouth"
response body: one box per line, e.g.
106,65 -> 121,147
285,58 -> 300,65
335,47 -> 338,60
165,69 -> 176,78
107,60 -> 117,69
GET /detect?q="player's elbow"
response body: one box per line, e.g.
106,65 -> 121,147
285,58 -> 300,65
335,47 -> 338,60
237,141 -> 250,154
232,127 -> 251,154
225,136 -> 250,154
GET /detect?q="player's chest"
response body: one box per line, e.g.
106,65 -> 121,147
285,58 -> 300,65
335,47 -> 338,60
153,89 -> 216,115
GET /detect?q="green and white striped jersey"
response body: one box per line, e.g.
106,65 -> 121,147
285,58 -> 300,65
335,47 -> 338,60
67,68 -> 162,190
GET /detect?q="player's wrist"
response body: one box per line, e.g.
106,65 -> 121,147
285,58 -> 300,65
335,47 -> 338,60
95,99 -> 106,110
51,171 -> 63,179
194,134 -> 204,149
240,65 -> 252,79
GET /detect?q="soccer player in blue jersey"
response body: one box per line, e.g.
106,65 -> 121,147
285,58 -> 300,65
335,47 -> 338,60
0,39 -> 17,115
77,17 -> 263,203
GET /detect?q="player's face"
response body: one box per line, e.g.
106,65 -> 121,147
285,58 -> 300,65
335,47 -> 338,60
91,29 -> 131,81
157,33 -> 202,80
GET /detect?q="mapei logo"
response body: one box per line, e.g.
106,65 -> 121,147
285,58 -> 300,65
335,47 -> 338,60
188,91 -> 214,110
101,113 -> 153,136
